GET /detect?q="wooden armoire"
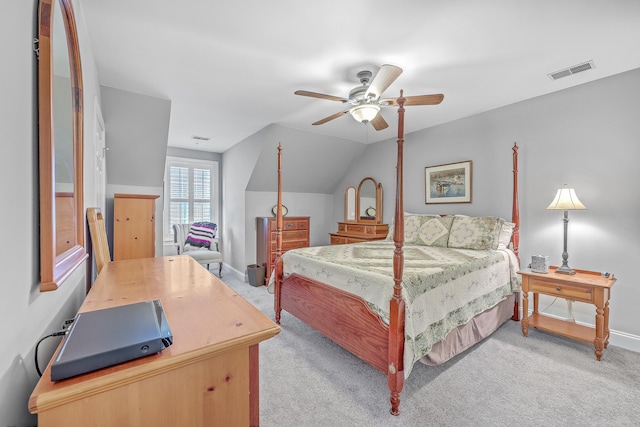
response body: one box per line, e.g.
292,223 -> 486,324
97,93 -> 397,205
113,193 -> 159,261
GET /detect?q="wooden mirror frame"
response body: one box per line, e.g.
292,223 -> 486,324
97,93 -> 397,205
38,0 -> 87,291
355,177 -> 383,224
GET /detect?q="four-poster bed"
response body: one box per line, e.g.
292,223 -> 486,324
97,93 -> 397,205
272,92 -> 521,416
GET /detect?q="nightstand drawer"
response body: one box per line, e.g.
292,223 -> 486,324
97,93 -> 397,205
530,280 -> 593,303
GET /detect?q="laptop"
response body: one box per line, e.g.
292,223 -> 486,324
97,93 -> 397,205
51,300 -> 174,381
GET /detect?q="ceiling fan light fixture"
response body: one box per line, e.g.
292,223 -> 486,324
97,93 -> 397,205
350,103 -> 380,123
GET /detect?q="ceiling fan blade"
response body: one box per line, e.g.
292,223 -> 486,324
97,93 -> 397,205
370,113 -> 389,131
364,64 -> 403,99
295,90 -> 348,103
380,94 -> 444,106
404,94 -> 444,106
312,109 -> 350,125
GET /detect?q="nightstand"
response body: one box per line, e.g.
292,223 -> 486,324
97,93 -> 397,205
518,266 -> 616,360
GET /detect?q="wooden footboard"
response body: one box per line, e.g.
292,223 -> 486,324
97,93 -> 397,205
281,274 -> 389,373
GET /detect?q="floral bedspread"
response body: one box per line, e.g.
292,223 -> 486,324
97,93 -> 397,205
268,240 -> 520,377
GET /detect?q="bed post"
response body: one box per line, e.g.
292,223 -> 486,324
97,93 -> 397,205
274,144 -> 283,324
511,143 -> 520,261
388,91 -> 407,416
511,142 -> 520,321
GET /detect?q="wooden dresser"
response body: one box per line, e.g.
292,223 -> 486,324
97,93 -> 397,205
257,216 -> 310,283
113,193 -> 159,261
332,177 -> 387,245
330,222 -> 389,244
29,256 -> 280,426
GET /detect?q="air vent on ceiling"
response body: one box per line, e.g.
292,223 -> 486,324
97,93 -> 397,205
191,135 -> 210,141
548,60 -> 596,81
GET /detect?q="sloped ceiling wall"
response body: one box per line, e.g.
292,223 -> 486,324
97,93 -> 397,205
101,86 -> 171,187
246,124 -> 366,194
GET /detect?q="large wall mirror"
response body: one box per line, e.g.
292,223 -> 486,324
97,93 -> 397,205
38,0 -> 87,291
354,177 -> 383,224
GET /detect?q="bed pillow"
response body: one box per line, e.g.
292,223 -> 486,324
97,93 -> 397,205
185,222 -> 217,248
447,215 -> 503,250
384,212 -> 411,240
387,214 -> 454,247
497,221 -> 516,250
410,214 -> 454,247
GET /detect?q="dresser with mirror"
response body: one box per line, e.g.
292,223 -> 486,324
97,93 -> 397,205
330,177 -> 389,244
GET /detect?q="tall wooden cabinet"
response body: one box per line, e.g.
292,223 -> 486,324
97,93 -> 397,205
113,193 -> 159,261
257,216 -> 310,283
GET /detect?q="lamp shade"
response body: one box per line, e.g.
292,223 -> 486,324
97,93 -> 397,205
350,104 -> 380,123
546,185 -> 586,210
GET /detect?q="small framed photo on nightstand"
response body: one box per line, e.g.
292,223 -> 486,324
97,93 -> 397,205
531,255 -> 550,273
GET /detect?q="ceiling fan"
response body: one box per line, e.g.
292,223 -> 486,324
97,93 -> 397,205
294,64 -> 444,131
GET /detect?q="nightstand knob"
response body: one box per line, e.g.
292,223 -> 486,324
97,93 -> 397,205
556,287 -> 561,291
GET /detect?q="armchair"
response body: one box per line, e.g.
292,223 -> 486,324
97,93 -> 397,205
173,223 -> 223,277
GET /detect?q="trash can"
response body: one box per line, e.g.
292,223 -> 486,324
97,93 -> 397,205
247,264 -> 265,287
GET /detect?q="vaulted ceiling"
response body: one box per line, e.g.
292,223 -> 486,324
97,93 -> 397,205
81,0 -> 640,153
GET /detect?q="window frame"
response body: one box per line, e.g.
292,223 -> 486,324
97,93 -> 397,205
163,156 -> 219,241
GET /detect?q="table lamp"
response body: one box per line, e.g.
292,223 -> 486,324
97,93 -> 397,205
546,185 -> 586,275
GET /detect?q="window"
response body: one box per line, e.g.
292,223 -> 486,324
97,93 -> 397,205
164,157 -> 219,240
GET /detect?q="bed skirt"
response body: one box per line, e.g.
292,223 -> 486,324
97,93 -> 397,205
419,294 -> 516,366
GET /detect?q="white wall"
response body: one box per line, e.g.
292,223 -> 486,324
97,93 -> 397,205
246,124 -> 365,193
222,130 -> 263,276
0,0 -> 102,424
101,86 -> 171,188
336,68 -> 640,351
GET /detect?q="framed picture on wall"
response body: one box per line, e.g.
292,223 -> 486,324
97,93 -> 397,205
425,160 -> 472,204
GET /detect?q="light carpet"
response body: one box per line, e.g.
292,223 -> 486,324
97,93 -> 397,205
221,274 -> 640,427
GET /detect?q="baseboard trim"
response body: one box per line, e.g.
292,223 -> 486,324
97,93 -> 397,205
222,264 -> 246,283
609,329 -> 640,353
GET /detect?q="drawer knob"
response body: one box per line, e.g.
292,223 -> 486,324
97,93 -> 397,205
556,287 -> 561,291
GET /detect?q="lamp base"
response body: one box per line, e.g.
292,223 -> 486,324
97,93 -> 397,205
555,264 -> 576,275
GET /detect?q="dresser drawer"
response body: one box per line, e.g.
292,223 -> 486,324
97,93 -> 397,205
268,219 -> 308,231
269,243 -> 307,261
271,239 -> 308,252
345,223 -> 367,234
330,235 -> 348,245
530,280 -> 593,303
338,223 -> 368,233
336,222 -> 388,237
270,229 -> 308,242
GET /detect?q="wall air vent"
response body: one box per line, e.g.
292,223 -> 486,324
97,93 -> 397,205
191,135 -> 210,141
548,60 -> 596,81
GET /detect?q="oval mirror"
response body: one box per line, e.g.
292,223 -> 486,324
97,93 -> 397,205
38,0 -> 87,291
